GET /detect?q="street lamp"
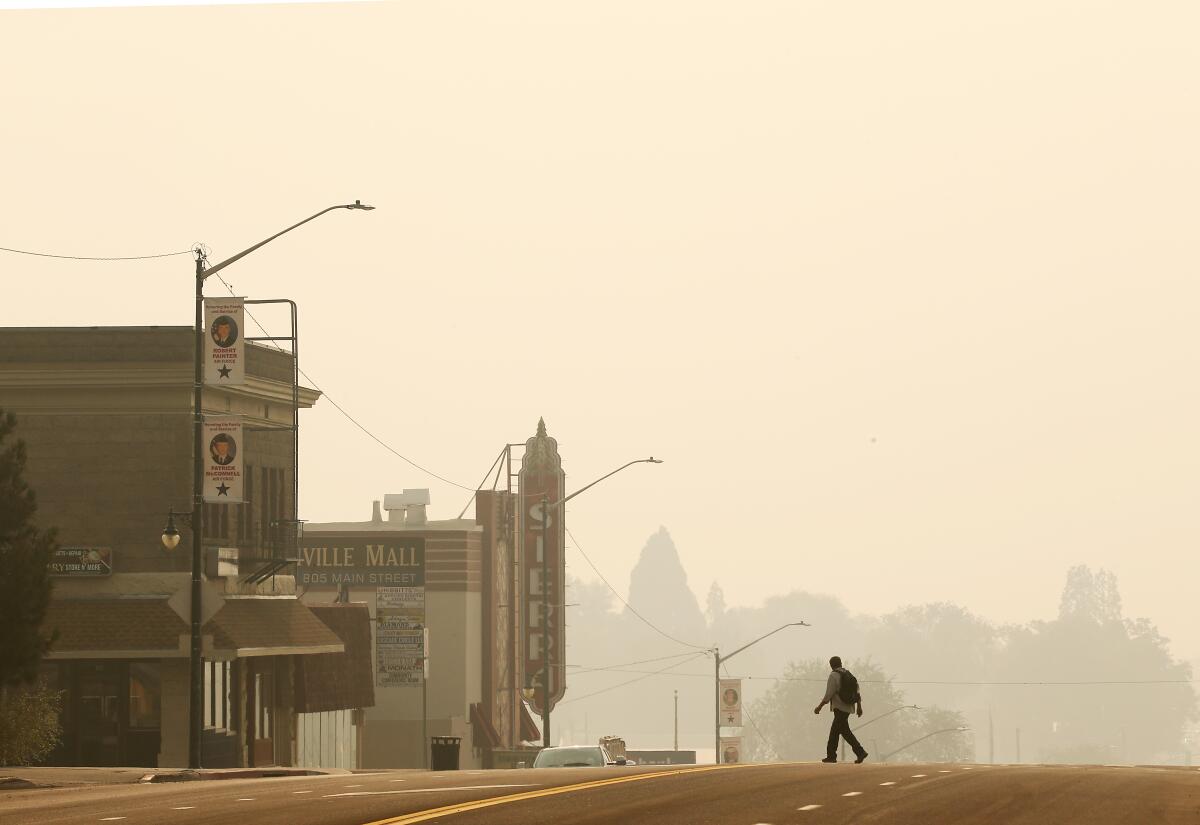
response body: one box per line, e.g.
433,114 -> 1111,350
166,201 -> 374,770
842,704 -> 920,762
880,726 -> 971,762
714,622 -> 809,763
537,456 -> 662,749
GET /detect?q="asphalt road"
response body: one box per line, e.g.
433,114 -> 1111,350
2,762 -> 1197,825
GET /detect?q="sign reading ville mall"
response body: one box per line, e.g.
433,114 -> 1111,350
297,537 -> 425,588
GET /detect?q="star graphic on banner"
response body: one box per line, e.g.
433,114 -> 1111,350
726,713 -> 737,724
217,365 -> 232,379
215,483 -> 230,496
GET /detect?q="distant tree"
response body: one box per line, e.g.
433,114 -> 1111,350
624,527 -> 706,642
865,602 -> 998,710
991,566 -> 1196,764
0,409 -> 58,687
705,582 -> 727,627
1058,565 -> 1122,624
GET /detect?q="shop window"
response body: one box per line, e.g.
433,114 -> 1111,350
204,661 -> 231,730
128,663 -> 161,729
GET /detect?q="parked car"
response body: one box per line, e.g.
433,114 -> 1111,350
533,745 -> 628,768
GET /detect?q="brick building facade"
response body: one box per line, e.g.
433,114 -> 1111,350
0,326 -> 372,768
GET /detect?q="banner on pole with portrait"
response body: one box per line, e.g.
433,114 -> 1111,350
719,678 -> 743,727
203,418 -> 243,502
719,736 -> 743,764
204,297 -> 245,385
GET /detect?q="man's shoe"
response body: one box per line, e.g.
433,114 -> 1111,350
821,757 -> 837,763
854,752 -> 869,764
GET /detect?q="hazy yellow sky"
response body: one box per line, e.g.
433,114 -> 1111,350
2,1 -> 1197,658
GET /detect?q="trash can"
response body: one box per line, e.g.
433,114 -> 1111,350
430,736 -> 462,771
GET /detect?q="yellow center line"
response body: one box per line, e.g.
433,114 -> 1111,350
360,764 -> 760,825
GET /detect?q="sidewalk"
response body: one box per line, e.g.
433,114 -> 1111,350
0,765 -> 345,790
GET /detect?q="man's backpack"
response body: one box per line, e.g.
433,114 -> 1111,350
836,668 -> 859,704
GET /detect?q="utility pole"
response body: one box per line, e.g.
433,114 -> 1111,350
988,709 -> 994,764
189,252 -> 205,770
713,622 -> 809,764
1016,728 -> 1021,764
540,494 -> 550,749
674,690 -> 679,752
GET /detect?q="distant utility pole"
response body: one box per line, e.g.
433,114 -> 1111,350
1016,728 -> 1021,764
674,690 -> 679,751
989,709 -> 994,764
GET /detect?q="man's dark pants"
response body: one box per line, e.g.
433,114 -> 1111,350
827,709 -> 866,761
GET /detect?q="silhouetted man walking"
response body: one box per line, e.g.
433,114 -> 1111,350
813,655 -> 868,763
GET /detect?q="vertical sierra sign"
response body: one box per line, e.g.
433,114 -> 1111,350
519,418 -> 567,715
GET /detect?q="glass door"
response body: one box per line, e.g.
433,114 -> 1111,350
77,662 -> 122,766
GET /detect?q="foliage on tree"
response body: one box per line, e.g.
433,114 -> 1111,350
0,409 -> 58,687
743,658 -> 973,763
0,680 -> 62,766
990,565 -> 1196,764
705,582 -> 727,627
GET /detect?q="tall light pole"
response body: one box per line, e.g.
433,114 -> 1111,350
163,201 -> 374,769
713,622 -> 809,763
880,726 -> 971,762
538,456 -> 662,749
844,704 -> 920,762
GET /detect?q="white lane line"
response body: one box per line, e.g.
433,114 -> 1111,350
842,791 -> 863,796
172,806 -> 196,810
388,779 -> 407,782
99,819 -> 127,822
344,784 -> 364,788
911,774 -> 927,778
879,781 -> 897,786
939,770 -> 952,773
323,783 -> 538,799
236,798 -> 256,801
293,790 -> 312,794
798,804 -> 822,811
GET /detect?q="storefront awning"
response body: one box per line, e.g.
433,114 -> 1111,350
470,702 -> 501,749
519,701 -> 542,743
207,598 -> 344,658
295,603 -> 376,713
43,597 -> 344,660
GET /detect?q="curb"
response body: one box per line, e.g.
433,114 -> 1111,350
140,768 -> 330,783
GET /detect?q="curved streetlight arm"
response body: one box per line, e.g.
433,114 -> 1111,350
201,201 -> 374,280
549,457 -> 662,510
880,727 -> 970,762
853,704 -> 921,733
719,621 -> 811,665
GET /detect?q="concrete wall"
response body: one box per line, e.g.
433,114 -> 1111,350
307,586 -> 484,770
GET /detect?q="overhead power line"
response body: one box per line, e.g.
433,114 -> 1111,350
567,651 -> 702,675
0,244 -> 194,261
565,525 -> 710,653
558,652 -> 709,705
549,667 -> 1200,687
212,272 -> 474,492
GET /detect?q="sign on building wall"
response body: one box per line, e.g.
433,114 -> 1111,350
719,678 -> 743,727
203,418 -> 243,502
297,537 -> 425,588
720,736 -> 743,764
49,547 -> 112,576
376,586 -> 425,688
518,418 -> 567,716
204,297 -> 245,385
